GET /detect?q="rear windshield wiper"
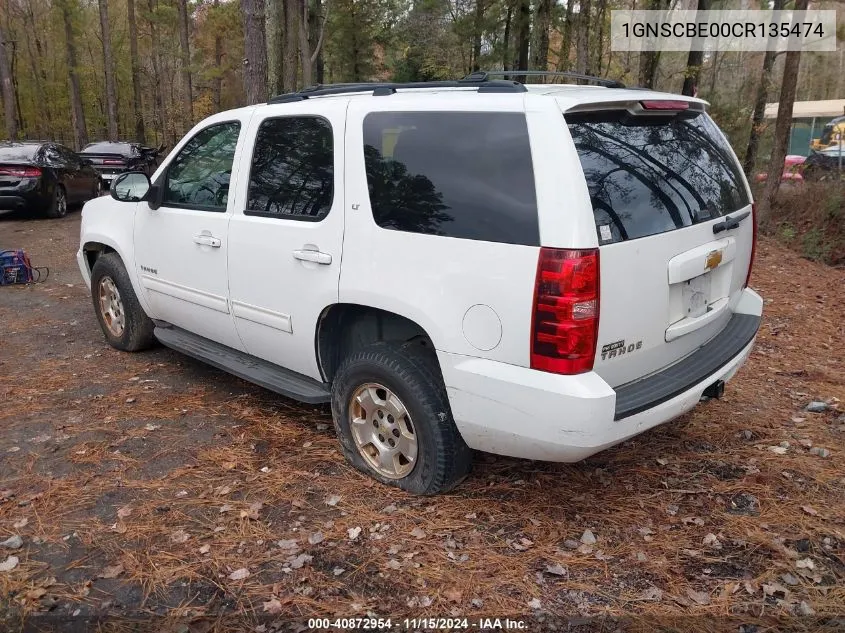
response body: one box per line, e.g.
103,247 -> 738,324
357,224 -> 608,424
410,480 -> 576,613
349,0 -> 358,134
712,210 -> 751,234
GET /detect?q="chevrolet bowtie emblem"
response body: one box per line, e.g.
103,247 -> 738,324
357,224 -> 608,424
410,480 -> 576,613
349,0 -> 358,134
705,249 -> 723,271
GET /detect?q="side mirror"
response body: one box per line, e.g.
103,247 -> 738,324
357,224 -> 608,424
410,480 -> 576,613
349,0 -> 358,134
111,172 -> 151,203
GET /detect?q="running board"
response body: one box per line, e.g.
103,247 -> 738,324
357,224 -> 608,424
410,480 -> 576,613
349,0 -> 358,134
154,326 -> 331,404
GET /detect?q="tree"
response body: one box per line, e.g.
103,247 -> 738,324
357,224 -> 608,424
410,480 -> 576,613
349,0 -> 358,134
212,0 -> 224,110
283,0 -> 299,90
242,0 -> 269,104
0,25 -> 18,139
127,0 -> 146,143
59,0 -> 88,149
532,0 -> 551,72
744,0 -> 785,176
266,0 -> 284,95
575,0 -> 591,75
758,0 -> 809,222
514,0 -> 530,79
97,0 -> 119,139
177,0 -> 194,130
681,0 -> 708,96
298,0 -> 329,87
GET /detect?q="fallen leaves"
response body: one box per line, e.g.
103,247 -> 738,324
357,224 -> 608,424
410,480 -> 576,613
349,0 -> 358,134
308,532 -> 324,545
1,535 -> 23,549
116,505 -> 132,519
262,598 -> 284,614
410,527 -> 426,539
325,494 -> 341,507
98,564 -> 124,579
170,529 -> 190,544
347,527 -> 362,541
228,567 -> 250,580
0,555 -> 20,572
686,588 -> 711,606
13,518 -> 28,529
801,505 -> 818,516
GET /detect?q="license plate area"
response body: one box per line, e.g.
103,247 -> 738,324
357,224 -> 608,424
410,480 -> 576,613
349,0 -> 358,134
682,272 -> 712,319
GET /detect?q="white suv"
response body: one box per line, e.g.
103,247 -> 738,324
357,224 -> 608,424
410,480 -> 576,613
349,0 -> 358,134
77,74 -> 762,495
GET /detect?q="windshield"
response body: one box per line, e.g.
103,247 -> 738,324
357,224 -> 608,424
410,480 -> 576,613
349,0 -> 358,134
567,111 -> 749,244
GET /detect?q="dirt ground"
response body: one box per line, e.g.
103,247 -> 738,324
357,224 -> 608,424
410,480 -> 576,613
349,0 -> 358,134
1,210 -> 843,632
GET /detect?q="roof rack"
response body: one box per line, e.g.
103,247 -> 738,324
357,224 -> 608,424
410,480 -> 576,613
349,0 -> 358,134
268,78 -> 527,104
466,70 -> 625,89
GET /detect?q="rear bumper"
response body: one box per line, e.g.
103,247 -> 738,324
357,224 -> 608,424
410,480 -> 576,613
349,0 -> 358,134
439,288 -> 763,462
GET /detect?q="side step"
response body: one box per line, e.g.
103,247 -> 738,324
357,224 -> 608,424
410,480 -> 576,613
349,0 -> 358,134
154,326 -> 331,404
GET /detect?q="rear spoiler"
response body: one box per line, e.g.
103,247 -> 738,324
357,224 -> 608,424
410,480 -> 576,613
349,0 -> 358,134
564,99 -> 707,117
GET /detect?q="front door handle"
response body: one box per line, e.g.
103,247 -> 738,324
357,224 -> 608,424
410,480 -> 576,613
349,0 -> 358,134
193,234 -> 222,248
293,249 -> 332,265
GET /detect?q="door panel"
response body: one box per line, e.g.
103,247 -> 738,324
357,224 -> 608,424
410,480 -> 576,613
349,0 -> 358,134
228,100 -> 348,380
134,118 -> 249,351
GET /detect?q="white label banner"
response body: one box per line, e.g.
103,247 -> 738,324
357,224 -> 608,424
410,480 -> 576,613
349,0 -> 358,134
611,10 -> 837,52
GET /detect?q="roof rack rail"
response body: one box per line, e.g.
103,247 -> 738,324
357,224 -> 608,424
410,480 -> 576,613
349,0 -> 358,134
268,78 -> 527,103
466,70 -> 625,89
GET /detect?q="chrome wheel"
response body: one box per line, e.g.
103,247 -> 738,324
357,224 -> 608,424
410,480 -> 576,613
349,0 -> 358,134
98,276 -> 125,337
349,383 -> 418,479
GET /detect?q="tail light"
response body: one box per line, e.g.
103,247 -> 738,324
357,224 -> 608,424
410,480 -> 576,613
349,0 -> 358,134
531,248 -> 600,375
744,202 -> 757,288
640,100 -> 690,110
0,166 -> 41,178
103,159 -> 125,165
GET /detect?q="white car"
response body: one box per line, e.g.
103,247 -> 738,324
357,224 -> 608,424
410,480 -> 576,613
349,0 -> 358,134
77,74 -> 762,494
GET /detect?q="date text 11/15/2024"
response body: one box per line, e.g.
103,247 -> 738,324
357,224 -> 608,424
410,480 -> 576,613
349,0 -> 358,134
306,617 -> 529,630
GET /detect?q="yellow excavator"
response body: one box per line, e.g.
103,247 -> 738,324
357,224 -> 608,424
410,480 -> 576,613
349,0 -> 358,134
811,115 -> 845,151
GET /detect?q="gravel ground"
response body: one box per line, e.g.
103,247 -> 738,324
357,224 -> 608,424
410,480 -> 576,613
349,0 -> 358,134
1,210 -> 843,632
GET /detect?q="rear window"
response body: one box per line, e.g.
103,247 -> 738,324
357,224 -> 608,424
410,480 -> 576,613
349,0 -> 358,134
363,111 -> 539,246
0,144 -> 40,161
81,142 -> 136,155
567,111 -> 750,244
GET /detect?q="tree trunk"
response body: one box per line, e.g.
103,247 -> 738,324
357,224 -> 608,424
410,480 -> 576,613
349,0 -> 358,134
266,0 -> 283,95
743,0 -> 784,176
514,0 -> 530,81
213,0 -> 223,110
298,0 -> 328,87
758,0 -> 808,223
127,0 -> 145,143
60,0 -> 88,149
283,0 -> 299,90
532,0 -> 551,72
97,0 -> 119,139
575,0 -> 591,75
242,0 -> 269,104
502,4 -> 512,71
0,25 -> 18,139
147,0 -> 166,145
557,0 -> 574,71
471,0 -> 484,72
177,0 -> 194,130
24,0 -> 51,136
680,0 -> 708,96
309,0 -> 324,83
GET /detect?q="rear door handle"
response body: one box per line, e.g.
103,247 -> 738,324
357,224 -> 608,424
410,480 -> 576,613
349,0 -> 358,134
293,249 -> 332,265
193,234 -> 222,248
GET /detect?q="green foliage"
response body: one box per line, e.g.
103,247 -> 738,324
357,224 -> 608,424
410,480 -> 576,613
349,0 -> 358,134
779,223 -> 796,241
801,228 -> 831,262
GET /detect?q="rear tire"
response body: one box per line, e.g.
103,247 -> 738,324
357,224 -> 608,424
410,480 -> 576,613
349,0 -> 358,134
44,185 -> 67,219
331,342 -> 472,495
90,253 -> 155,352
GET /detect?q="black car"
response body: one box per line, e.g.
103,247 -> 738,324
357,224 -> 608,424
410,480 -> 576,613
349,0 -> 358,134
78,141 -> 163,190
0,141 -> 100,218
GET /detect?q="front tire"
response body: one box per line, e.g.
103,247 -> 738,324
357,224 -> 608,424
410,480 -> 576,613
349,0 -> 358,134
331,342 -> 472,495
90,253 -> 155,352
44,185 -> 67,219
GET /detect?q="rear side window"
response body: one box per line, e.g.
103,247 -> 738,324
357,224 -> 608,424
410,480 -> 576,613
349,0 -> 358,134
246,116 -> 334,220
362,111 -> 539,246
567,112 -> 749,244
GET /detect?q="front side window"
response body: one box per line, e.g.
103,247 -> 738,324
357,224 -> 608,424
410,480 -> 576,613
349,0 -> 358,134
246,116 -> 334,220
163,122 -> 241,211
362,111 -> 539,246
